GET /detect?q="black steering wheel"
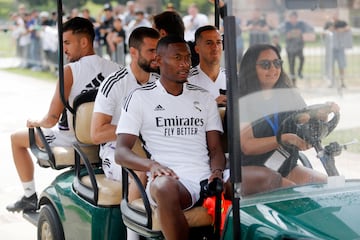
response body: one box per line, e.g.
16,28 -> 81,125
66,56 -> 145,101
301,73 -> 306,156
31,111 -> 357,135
276,103 -> 340,153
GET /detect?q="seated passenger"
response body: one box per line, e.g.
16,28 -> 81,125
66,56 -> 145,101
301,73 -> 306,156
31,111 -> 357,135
188,25 -> 227,107
91,26 -> 160,240
91,27 -> 160,184
239,44 -> 339,188
115,36 -> 230,240
115,36 -> 287,239
7,17 -> 121,212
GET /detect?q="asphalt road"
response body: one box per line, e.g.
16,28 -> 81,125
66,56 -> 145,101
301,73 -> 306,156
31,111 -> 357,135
0,67 -> 359,239
0,69 -> 57,239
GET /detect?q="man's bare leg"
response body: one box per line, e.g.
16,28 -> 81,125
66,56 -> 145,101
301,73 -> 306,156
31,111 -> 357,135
150,176 -> 192,240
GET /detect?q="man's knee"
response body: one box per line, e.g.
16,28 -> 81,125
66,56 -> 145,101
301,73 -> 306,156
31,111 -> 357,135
150,176 -> 179,201
10,129 -> 29,147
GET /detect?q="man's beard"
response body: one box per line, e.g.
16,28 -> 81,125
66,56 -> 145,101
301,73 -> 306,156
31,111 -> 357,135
138,58 -> 159,74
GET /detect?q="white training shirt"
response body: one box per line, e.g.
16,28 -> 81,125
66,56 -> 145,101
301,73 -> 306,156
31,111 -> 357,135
188,65 -> 227,100
116,80 -> 223,182
93,66 -> 160,149
65,55 -> 121,133
94,66 -> 160,125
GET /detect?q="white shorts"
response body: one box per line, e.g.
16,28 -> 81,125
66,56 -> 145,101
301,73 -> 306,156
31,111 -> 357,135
99,142 -> 122,181
42,127 -> 77,147
145,169 -> 230,210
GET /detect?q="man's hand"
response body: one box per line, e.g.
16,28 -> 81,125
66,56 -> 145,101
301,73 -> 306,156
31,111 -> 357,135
209,169 -> 224,182
150,161 -> 178,180
216,95 -> 227,106
27,119 -> 40,128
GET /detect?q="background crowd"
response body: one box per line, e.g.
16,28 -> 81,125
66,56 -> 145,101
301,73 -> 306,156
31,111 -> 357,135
5,1 -> 356,89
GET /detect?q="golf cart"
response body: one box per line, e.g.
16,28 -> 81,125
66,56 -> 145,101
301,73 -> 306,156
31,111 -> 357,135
22,0 -> 360,239
120,0 -> 360,239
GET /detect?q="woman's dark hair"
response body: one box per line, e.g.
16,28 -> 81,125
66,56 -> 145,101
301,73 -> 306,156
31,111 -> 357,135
239,44 -> 292,97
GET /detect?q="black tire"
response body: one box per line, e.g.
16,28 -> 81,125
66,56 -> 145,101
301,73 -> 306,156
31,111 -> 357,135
298,152 -> 313,169
37,204 -> 65,240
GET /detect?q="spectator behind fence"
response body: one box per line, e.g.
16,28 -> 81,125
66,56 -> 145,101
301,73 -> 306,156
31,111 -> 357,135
279,11 -> 314,87
38,11 -> 58,71
125,9 -> 151,46
106,17 -> 126,65
324,11 -> 352,88
97,3 -> 115,58
81,8 -> 96,24
6,17 -> 121,213
244,8 -> 270,46
123,1 -> 137,26
182,3 -> 209,42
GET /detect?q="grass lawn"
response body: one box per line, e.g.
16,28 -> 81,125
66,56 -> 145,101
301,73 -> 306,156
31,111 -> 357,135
0,30 -> 15,57
324,128 -> 360,154
5,67 -> 57,81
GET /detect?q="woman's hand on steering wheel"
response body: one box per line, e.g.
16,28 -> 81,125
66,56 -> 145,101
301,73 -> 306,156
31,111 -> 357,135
316,102 -> 340,121
280,133 -> 312,151
277,102 -> 340,152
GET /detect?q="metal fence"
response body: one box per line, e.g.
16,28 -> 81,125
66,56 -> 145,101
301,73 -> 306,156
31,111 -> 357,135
276,29 -> 360,85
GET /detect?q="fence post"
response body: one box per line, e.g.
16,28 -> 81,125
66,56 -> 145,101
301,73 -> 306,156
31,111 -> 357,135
323,31 -> 334,86
115,42 -> 125,66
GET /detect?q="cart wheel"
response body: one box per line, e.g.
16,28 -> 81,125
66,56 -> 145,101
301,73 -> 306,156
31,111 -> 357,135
298,152 -> 313,169
37,204 -> 64,240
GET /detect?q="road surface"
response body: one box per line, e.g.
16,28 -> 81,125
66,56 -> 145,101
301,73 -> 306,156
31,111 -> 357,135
0,70 -> 57,239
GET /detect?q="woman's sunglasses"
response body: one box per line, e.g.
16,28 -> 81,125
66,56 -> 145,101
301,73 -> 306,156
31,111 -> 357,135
256,59 -> 283,70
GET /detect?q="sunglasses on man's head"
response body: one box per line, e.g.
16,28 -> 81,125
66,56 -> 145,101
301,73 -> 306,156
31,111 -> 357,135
256,59 -> 283,70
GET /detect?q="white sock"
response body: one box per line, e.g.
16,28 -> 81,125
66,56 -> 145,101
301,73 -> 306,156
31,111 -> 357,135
22,180 -> 36,197
127,228 -> 139,240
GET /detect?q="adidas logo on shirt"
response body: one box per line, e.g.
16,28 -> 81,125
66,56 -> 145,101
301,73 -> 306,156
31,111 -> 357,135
154,105 -> 165,111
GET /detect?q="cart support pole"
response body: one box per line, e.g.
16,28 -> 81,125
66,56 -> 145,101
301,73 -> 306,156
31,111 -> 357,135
214,0 -> 220,29
57,0 -> 74,113
223,15 -> 241,240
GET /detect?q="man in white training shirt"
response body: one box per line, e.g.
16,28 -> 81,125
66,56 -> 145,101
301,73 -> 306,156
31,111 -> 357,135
188,25 -> 227,106
91,27 -> 160,182
7,17 -> 121,212
115,35 -> 229,240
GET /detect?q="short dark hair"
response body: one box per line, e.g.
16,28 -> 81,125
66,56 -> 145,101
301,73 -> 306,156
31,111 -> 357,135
153,11 -> 185,38
156,35 -> 187,53
63,17 -> 95,42
194,25 -> 219,43
128,27 -> 160,50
